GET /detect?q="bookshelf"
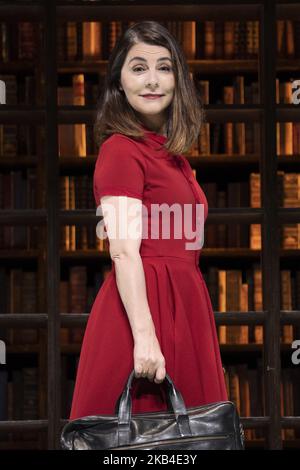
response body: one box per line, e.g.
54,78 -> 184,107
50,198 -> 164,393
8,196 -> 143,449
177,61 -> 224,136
0,0 -> 300,450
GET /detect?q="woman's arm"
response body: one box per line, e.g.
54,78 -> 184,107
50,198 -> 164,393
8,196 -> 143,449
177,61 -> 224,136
99,195 -> 166,383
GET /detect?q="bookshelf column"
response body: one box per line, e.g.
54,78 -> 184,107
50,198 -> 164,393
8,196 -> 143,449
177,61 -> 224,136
260,0 -> 282,449
44,0 -> 61,450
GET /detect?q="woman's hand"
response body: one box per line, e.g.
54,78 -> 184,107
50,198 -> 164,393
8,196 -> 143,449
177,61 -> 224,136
133,326 -> 166,384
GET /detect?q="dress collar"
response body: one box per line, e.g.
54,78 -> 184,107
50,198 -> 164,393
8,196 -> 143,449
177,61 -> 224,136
140,124 -> 168,145
140,125 -> 185,167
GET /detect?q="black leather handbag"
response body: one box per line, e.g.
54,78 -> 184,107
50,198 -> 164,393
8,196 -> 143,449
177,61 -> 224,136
60,369 -> 245,450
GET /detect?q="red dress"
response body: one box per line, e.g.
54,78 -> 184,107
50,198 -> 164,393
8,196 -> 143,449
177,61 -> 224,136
69,128 -> 228,420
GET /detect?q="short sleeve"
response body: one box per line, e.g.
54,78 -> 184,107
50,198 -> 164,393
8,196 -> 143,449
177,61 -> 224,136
93,134 -> 146,205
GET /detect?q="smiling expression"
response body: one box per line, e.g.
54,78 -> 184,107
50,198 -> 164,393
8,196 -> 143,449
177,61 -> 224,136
119,42 -> 175,131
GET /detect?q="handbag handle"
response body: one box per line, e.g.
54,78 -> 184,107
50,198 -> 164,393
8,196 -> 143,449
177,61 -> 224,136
116,369 -> 192,446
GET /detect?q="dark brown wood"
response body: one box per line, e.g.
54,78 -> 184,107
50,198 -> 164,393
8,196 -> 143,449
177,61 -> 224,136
0,210 -> 46,225
214,312 -> 265,325
280,312 -> 300,324
56,57 -> 300,74
0,156 -> 37,168
56,105 -> 262,124
207,208 -> 263,222
277,106 -> 300,122
57,3 -> 261,22
0,107 -> 45,123
0,5 -> 43,20
259,0 -> 282,449
0,314 -> 47,327
44,0 -> 61,450
59,312 -> 267,327
278,2 -> 300,20
0,420 -> 48,431
278,208 -> 300,223
281,417 -> 300,427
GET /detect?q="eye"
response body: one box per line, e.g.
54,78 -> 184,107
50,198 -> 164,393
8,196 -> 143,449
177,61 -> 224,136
132,66 -> 145,72
132,65 -> 172,72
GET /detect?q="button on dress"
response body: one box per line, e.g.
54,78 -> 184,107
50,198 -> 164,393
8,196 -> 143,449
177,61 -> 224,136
69,128 -> 228,420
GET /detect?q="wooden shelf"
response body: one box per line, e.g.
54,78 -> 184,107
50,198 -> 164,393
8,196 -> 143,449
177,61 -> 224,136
1,104 -> 300,125
0,61 -> 39,73
0,210 -> 47,225
3,57 -> 300,76
1,248 -> 300,262
0,247 -> 299,265
0,420 -> 48,431
6,345 -> 41,354
57,58 -> 300,75
1,311 -> 299,330
0,440 -> 43,450
53,154 -> 300,172
0,1 -> 298,23
0,250 -> 42,260
56,3 -> 262,22
3,57 -> 300,75
0,156 -> 38,168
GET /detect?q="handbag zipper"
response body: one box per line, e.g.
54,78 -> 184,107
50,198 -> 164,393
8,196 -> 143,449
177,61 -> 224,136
109,433 -> 232,450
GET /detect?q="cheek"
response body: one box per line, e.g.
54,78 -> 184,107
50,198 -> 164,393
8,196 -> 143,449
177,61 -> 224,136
164,76 -> 175,93
125,83 -> 143,96
120,71 -> 136,92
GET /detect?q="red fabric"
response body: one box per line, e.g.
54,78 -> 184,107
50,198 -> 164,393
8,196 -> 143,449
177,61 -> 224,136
69,129 -> 228,420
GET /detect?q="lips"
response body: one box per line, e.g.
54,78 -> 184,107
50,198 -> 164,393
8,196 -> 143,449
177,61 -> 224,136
140,94 -> 164,100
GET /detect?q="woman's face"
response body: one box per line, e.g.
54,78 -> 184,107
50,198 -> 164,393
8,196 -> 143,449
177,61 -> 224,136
119,42 -> 175,133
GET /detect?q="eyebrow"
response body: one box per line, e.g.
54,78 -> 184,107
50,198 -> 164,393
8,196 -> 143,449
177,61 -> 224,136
128,56 -> 172,64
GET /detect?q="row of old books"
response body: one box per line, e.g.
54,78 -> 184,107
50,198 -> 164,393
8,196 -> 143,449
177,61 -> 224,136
1,116 -> 298,159
0,45 -> 41,156
0,265 -> 111,346
1,263 -> 299,347
203,264 -> 300,345
0,361 -> 297,446
223,362 -> 300,441
58,359 -> 300,442
200,171 -> 300,250
58,114 -> 299,157
0,123 -> 37,157
0,269 -> 39,345
0,170 -> 298,250
195,118 -> 300,157
0,57 -> 294,109
60,19 -> 300,61
0,168 -> 38,249
250,171 -> 300,251
1,69 -> 299,157
57,73 -> 299,156
58,171 -> 299,214
1,19 -> 300,62
57,20 -> 260,61
56,73 -> 297,157
56,72 -> 259,157
0,367 -> 39,424
1,167 -> 299,215
0,22 -> 41,62
275,78 -> 300,156
0,169 -> 299,250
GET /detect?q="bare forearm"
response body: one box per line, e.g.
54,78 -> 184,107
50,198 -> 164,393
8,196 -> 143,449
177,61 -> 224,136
112,253 -> 155,340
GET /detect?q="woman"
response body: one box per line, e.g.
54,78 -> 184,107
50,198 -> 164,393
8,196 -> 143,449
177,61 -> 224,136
69,20 -> 228,420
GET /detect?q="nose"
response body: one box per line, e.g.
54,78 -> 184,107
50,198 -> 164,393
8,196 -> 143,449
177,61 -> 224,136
145,69 -> 159,87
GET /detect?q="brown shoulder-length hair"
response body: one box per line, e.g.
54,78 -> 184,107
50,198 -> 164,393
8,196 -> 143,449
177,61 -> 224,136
93,20 -> 205,155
